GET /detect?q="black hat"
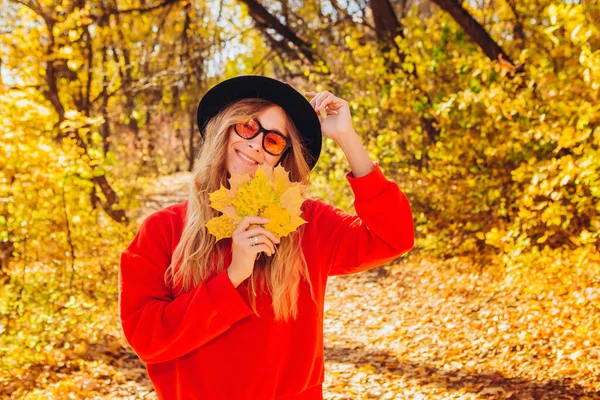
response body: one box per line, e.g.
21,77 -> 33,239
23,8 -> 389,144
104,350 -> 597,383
196,75 -> 322,170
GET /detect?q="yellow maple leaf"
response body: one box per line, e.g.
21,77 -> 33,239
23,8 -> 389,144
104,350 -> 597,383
229,173 -> 252,193
290,213 -> 307,232
205,163 -> 307,240
232,165 -> 279,217
280,184 -> 304,211
273,165 -> 291,196
205,214 -> 236,241
221,205 -> 241,223
209,184 -> 233,211
261,203 -> 306,238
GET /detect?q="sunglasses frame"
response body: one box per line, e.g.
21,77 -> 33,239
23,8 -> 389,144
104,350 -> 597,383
233,118 -> 292,157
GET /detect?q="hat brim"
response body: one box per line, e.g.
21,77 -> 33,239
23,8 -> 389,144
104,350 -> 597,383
197,75 -> 322,170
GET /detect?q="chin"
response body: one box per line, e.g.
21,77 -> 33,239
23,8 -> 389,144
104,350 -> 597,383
227,163 -> 255,177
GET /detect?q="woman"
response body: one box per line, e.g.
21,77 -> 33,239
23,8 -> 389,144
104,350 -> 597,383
119,75 -> 414,399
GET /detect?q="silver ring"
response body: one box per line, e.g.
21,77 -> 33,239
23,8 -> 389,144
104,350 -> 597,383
250,236 -> 259,246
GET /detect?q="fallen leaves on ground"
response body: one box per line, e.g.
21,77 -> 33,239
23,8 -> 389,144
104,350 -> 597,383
322,257 -> 600,399
6,255 -> 599,399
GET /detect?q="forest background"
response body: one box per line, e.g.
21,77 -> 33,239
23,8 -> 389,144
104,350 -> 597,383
1,0 -> 599,398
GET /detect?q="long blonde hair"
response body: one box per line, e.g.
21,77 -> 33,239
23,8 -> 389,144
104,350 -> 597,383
165,98 -> 316,321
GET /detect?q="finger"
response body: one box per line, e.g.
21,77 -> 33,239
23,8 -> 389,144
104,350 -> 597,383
254,243 -> 272,257
245,227 -> 281,244
308,94 -> 318,109
244,233 -> 276,255
233,216 -> 269,235
316,94 -> 335,111
321,95 -> 346,112
311,92 -> 327,110
307,91 -> 322,109
249,235 -> 275,253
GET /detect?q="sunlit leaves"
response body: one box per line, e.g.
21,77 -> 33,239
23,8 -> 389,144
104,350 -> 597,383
2,0 -> 600,396
205,164 -> 308,241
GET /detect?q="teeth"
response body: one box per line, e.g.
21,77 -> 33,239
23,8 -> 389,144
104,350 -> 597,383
237,151 -> 257,164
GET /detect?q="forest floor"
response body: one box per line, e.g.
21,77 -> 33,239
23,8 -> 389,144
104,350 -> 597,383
4,173 -> 600,399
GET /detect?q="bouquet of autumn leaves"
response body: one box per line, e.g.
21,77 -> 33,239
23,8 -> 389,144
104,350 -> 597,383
205,163 -> 308,241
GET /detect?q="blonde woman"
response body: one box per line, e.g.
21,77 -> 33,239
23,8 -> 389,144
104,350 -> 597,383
119,75 -> 414,399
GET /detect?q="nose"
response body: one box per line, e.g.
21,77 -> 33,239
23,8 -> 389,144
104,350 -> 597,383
247,132 -> 263,153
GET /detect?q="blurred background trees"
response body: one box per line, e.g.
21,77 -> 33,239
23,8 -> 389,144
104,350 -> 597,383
1,0 -> 599,396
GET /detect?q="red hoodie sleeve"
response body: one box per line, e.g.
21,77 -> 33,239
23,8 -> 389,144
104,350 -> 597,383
118,211 -> 253,364
307,161 -> 414,276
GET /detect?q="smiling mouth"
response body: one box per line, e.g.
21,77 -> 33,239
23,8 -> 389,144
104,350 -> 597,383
236,150 -> 258,165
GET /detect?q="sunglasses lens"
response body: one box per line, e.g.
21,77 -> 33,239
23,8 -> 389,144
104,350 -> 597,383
264,133 -> 287,155
235,119 -> 288,155
236,120 -> 259,138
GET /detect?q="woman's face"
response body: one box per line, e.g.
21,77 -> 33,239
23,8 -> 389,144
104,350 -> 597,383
226,105 -> 290,176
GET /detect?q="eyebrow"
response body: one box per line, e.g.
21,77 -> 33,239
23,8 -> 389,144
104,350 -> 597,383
256,118 -> 288,137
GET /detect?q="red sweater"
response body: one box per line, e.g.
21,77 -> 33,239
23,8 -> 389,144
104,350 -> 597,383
119,162 -> 414,399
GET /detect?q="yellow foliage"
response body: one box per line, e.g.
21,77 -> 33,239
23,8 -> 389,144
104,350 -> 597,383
205,214 -> 237,242
208,184 -> 233,210
205,163 -> 307,240
232,167 -> 279,216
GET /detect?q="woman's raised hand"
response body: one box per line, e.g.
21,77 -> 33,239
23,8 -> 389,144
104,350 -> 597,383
227,216 -> 280,287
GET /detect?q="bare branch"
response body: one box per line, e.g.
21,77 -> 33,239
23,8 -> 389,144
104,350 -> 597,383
428,0 -> 514,64
239,0 -> 317,64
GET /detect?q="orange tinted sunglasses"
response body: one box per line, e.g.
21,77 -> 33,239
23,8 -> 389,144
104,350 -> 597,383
234,118 -> 291,156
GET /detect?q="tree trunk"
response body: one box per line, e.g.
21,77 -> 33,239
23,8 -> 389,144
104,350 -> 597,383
239,0 -> 317,64
428,0 -> 514,64
369,0 -> 440,144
